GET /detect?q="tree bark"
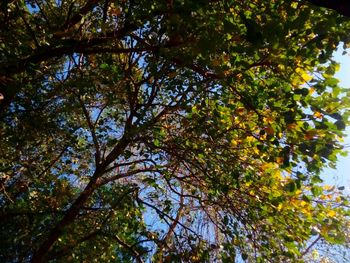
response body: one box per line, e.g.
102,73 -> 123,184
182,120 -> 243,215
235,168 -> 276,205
30,175 -> 99,263
30,136 -> 131,262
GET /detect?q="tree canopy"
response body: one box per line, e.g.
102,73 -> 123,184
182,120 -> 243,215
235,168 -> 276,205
307,0 -> 350,18
1,0 -> 350,262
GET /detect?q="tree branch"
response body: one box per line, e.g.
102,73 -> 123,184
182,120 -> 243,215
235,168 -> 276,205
62,0 -> 102,31
112,235 -> 145,263
300,235 -> 322,257
137,198 -> 199,238
77,96 -> 101,165
97,167 -> 159,186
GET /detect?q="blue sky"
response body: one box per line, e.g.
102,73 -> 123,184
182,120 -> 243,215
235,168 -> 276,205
323,48 -> 350,193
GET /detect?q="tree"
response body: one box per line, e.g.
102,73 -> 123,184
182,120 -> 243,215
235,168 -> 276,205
307,0 -> 350,18
1,0 -> 350,262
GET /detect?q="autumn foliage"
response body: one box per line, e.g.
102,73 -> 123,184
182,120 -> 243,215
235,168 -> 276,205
0,0 -> 350,262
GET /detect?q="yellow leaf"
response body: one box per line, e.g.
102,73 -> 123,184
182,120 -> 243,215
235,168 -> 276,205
295,67 -> 312,83
253,147 -> 260,155
300,200 -> 307,207
301,72 -> 313,82
246,136 -> 255,143
323,185 -> 334,191
292,76 -> 301,86
334,63 -> 340,72
236,107 -> 245,115
276,157 -> 284,164
327,210 -> 336,218
277,64 -> 285,71
273,170 -> 282,179
313,111 -> 323,119
277,203 -> 283,211
231,139 -> 238,146
291,2 -> 298,9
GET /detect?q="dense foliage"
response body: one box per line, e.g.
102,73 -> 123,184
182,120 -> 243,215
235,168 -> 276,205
1,0 -> 350,262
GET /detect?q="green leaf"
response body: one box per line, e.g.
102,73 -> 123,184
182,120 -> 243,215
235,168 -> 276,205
335,120 -> 346,130
242,253 -> 248,261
